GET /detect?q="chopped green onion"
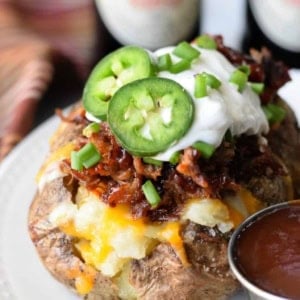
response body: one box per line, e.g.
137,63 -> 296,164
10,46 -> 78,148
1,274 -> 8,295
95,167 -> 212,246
263,103 -> 286,124
82,122 -> 100,137
78,143 -> 101,168
143,157 -> 163,166
194,72 -> 221,98
250,82 -> 265,95
82,153 -> 101,168
75,143 -> 101,169
229,69 -> 248,92
142,180 -> 161,207
157,54 -> 172,71
192,141 -> 215,159
169,151 -> 181,165
238,65 -> 250,76
195,35 -> 217,49
71,151 -> 83,171
173,41 -> 200,61
204,73 -> 221,89
195,74 -> 207,98
169,59 -> 191,74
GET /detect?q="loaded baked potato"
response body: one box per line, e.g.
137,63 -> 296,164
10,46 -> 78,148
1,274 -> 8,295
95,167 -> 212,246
28,36 -> 298,299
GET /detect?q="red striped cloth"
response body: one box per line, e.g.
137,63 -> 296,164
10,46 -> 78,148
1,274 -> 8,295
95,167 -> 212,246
0,0 -> 97,161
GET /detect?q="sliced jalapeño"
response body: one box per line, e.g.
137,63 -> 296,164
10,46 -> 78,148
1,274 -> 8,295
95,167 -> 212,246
83,46 -> 155,119
108,78 -> 194,156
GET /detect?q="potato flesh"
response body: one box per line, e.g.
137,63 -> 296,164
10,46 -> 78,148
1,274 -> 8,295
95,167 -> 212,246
50,188 -> 184,277
50,192 -> 150,277
49,184 -> 261,281
182,198 -> 233,233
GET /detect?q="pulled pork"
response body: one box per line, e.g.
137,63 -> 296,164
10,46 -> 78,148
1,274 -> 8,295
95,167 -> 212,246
61,121 -> 285,221
60,41 -> 289,221
214,35 -> 290,104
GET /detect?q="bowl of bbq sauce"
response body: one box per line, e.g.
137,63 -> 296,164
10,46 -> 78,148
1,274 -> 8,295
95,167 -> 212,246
228,200 -> 300,300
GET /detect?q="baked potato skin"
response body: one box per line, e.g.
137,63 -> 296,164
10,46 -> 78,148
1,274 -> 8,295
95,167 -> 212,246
29,179 -> 237,300
267,98 -> 300,198
28,171 -> 238,300
28,116 -> 239,300
28,105 -> 293,300
29,177 -> 238,300
29,177 -> 85,289
29,177 -> 120,299
130,223 -> 238,300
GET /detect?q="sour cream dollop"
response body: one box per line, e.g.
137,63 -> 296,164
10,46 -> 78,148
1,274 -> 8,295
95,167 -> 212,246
152,46 -> 269,161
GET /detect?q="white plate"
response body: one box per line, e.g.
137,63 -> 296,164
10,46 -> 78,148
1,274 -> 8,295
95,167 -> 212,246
0,114 -> 80,300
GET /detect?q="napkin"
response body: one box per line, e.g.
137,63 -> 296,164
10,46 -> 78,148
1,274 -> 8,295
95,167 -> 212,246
0,0 -> 97,161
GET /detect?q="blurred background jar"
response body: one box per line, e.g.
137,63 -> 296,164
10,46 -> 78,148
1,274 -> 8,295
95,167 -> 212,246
94,0 -> 200,51
243,0 -> 300,68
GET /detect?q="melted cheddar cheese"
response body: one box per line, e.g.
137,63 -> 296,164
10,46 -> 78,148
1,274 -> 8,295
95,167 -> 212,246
49,186 -> 263,295
49,190 -> 186,278
240,188 -> 265,216
224,187 -> 265,227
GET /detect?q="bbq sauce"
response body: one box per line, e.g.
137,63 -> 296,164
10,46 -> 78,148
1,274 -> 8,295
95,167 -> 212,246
235,203 -> 300,299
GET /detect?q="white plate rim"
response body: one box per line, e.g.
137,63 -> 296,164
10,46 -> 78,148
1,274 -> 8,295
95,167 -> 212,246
0,113 -> 81,300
